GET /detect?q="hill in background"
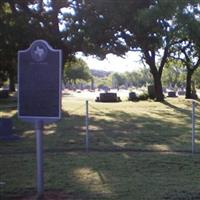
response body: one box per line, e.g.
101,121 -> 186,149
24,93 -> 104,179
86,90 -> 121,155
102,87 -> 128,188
91,69 -> 112,78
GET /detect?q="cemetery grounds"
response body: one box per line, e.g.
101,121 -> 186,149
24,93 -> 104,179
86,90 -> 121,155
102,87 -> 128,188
1,90 -> 200,199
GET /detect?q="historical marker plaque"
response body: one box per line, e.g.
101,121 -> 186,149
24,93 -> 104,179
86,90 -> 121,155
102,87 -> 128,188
18,40 -> 62,121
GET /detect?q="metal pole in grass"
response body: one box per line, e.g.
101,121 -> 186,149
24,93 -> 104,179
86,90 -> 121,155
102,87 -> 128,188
85,100 -> 89,152
192,100 -> 196,154
35,120 -> 44,198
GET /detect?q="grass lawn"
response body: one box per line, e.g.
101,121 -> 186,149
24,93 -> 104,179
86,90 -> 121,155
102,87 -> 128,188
1,92 -> 200,199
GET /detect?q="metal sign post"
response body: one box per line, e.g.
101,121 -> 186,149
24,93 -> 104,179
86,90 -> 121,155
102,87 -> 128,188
18,40 -> 62,197
35,120 -> 44,197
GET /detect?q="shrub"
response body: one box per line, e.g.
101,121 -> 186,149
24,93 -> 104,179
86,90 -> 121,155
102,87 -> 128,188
138,93 -> 149,100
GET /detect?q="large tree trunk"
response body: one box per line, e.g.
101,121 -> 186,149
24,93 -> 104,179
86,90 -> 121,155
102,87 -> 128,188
143,49 -> 165,102
185,70 -> 193,99
148,67 -> 164,102
151,70 -> 164,101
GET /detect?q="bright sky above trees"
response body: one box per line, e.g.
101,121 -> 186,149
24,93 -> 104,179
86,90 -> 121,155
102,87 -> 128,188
76,51 -> 143,73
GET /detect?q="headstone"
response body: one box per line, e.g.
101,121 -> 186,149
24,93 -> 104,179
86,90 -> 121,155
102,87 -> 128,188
128,92 -> 138,101
168,91 -> 177,97
0,118 -> 20,140
96,93 -> 121,102
18,40 -> 62,122
177,90 -> 185,96
0,90 -> 9,98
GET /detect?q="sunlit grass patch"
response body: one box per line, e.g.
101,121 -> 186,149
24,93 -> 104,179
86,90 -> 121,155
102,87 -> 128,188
73,167 -> 112,195
1,93 -> 200,199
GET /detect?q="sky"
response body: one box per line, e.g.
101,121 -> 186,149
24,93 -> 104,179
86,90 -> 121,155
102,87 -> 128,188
76,51 -> 144,73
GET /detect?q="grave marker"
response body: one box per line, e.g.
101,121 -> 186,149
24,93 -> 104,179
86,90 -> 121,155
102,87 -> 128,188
0,118 -> 20,140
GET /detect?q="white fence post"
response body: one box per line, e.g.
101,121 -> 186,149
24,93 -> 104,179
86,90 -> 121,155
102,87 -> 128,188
85,100 -> 89,152
192,100 -> 196,154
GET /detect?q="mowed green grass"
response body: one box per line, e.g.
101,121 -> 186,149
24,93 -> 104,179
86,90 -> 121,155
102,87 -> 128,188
1,152 -> 200,200
1,93 -> 200,199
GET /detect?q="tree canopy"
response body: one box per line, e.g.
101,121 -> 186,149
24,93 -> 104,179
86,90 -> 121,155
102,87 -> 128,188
162,59 -> 185,88
171,5 -> 200,98
0,0 -> 77,90
64,58 -> 91,84
0,0 -> 200,101
71,0 -> 200,100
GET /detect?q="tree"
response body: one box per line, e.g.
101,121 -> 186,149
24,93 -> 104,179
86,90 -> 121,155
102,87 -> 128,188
0,2 -> 21,91
95,76 -> 112,88
1,0 -> 199,97
124,71 -> 143,88
138,67 -> 153,87
173,41 -> 200,98
112,73 -> 126,88
193,67 -> 200,89
0,1 -> 56,91
123,67 -> 153,88
73,0 -> 194,101
171,7 -> 200,98
162,59 -> 186,88
63,58 -> 91,84
0,0 -> 78,91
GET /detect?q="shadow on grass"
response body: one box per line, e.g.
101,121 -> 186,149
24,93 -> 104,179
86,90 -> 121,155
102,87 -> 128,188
2,151 -> 200,200
0,100 -> 197,154
89,111 -> 193,152
1,101 -> 200,199
162,100 -> 190,115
